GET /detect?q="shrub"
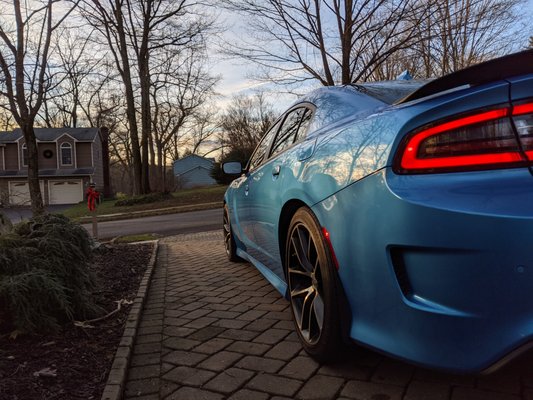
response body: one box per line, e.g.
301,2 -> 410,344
114,191 -> 172,207
0,214 -> 101,333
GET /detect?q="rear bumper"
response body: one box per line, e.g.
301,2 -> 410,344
312,167 -> 533,373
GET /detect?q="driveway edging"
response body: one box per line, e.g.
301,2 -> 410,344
100,240 -> 159,400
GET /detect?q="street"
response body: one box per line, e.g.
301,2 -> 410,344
81,208 -> 222,239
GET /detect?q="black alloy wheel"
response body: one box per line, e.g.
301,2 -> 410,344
286,207 -> 342,361
223,205 -> 242,262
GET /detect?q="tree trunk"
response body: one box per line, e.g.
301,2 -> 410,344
22,124 -> 45,215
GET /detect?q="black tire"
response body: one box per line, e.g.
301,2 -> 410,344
285,207 -> 343,362
223,205 -> 243,262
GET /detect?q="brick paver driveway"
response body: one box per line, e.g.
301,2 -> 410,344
124,231 -> 533,400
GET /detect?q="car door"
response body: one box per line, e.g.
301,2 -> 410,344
232,119 -> 282,249
246,106 -> 314,279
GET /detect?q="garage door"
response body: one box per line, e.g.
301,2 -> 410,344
49,180 -> 83,205
9,181 -> 45,206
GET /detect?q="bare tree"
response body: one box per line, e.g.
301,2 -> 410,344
219,93 -> 276,158
150,48 -> 218,190
0,0 -> 77,215
80,0 -> 216,194
413,0 -> 526,78
223,0 -> 430,86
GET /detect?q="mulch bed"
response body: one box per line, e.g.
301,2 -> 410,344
0,242 -> 154,400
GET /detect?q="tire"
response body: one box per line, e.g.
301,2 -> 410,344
223,205 -> 243,262
285,207 -> 343,362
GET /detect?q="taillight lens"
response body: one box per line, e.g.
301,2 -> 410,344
396,103 -> 533,173
513,103 -> 533,160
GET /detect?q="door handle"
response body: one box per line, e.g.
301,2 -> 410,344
272,165 -> 281,176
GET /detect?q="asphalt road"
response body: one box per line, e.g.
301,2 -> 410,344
82,208 -> 222,239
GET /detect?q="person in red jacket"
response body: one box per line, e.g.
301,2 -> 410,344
86,183 -> 100,211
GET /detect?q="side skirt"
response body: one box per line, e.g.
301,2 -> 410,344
236,248 -> 288,297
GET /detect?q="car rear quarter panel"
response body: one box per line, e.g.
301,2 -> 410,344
311,167 -> 533,372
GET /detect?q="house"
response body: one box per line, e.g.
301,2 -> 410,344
173,154 -> 216,189
0,127 -> 109,206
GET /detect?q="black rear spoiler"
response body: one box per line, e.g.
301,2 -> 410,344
397,49 -> 533,104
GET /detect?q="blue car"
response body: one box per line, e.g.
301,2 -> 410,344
222,50 -> 533,373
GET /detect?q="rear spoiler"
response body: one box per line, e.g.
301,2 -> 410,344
397,49 -> 533,104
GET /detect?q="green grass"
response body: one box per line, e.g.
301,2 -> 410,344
62,185 -> 227,220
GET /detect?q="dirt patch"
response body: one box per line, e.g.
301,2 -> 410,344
0,242 -> 154,400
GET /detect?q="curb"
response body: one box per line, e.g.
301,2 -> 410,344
77,202 -> 221,223
100,240 -> 160,400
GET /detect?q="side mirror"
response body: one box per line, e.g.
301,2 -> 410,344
222,161 -> 242,175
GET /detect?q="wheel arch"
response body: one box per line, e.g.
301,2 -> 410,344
278,199 -> 311,278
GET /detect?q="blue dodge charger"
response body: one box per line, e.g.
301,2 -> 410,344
222,50 -> 533,373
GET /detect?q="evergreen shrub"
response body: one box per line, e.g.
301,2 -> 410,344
0,214 -> 101,333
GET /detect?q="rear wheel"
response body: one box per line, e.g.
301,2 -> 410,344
223,205 -> 242,262
286,207 -> 342,362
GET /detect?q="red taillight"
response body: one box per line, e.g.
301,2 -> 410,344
397,103 -> 533,173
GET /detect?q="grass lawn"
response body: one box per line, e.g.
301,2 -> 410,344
62,185 -> 227,219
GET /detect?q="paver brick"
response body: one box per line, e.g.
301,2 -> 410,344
124,378 -> 160,397
163,337 -> 201,351
236,355 -> 285,373
133,342 -> 161,355
128,365 -> 160,380
193,338 -> 233,355
130,353 -> 160,367
204,367 -> 255,393
212,318 -> 249,329
226,341 -> 271,356
245,318 -> 277,332
162,350 -> 207,366
246,373 -> 302,397
341,380 -> 403,400
319,361 -> 371,381
136,334 -> 162,344
296,374 -> 344,400
265,340 -> 302,360
253,328 -> 290,345
197,350 -> 244,371
187,326 -> 226,341
165,386 -> 224,400
227,389 -> 269,400
279,356 -> 320,380
162,365 -> 216,386
218,328 -> 259,341
184,316 -> 218,329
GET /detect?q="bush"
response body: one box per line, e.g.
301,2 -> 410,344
114,191 -> 172,207
0,214 -> 101,333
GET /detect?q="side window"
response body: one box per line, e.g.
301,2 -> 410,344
248,119 -> 281,171
270,107 -> 313,158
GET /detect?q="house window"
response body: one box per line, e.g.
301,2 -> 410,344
61,143 -> 73,166
21,144 -> 28,167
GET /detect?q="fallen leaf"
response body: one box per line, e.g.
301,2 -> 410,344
33,367 -> 57,378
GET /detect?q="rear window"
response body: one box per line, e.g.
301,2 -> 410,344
352,81 -> 427,104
